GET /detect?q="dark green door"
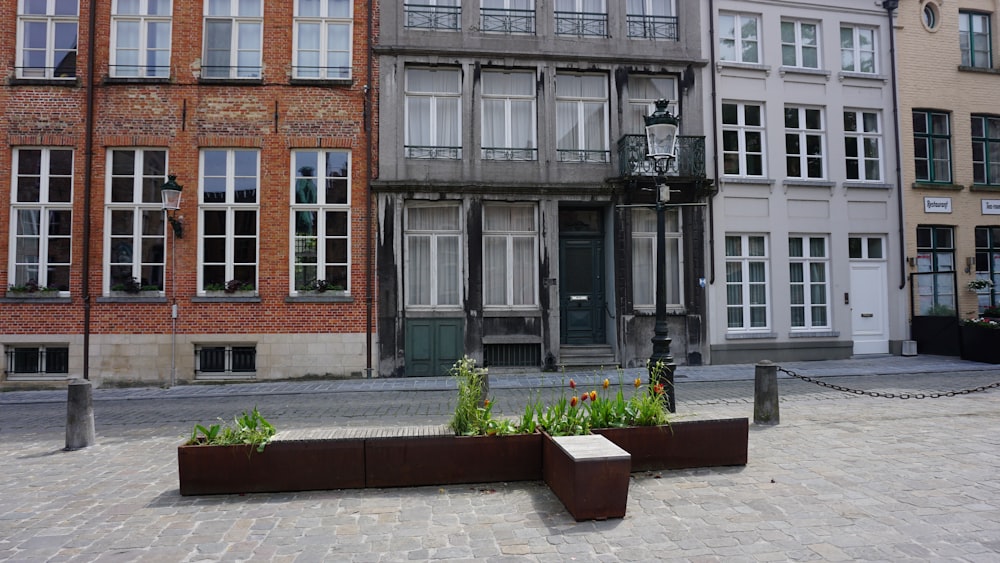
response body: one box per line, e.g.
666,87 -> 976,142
405,318 -> 463,376
559,238 -> 606,344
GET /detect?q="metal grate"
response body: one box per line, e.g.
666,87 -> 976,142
484,343 -> 541,368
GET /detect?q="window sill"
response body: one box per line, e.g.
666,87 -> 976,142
970,184 -> 1000,192
97,294 -> 168,303
958,65 -> 1000,75
788,330 -> 840,338
837,71 -> 888,83
289,77 -> 353,87
285,294 -> 353,303
725,331 -> 778,340
722,177 -> 774,186
783,179 -> 836,188
912,182 -> 964,191
779,66 -> 831,80
2,294 -> 71,303
8,77 -> 79,87
197,77 -> 263,86
192,293 -> 261,303
843,181 -> 892,189
194,373 -> 257,381
483,309 -> 542,318
103,76 -> 171,85
715,61 -> 771,75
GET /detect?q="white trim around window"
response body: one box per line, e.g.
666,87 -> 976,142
721,101 -> 765,177
840,25 -> 876,74
16,0 -> 79,79
784,106 -> 825,180
844,110 -> 882,182
725,234 -> 770,332
781,19 -> 819,69
789,235 -> 830,330
404,203 -> 463,309
293,0 -> 352,80
289,149 -> 351,295
202,0 -> 263,79
483,203 -> 538,309
718,12 -> 760,64
198,149 -> 260,294
110,0 -> 173,78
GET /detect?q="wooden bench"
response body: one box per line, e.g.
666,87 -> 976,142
542,434 -> 631,521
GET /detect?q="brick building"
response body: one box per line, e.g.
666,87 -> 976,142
1,0 -> 377,387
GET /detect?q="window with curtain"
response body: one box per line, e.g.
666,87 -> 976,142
725,234 -> 769,331
972,114 -> 1000,185
405,205 -> 462,308
631,208 -> 681,309
483,204 -> 537,307
106,148 -> 167,293
481,0 -> 535,34
785,106 -> 825,179
844,110 -> 882,182
624,75 -> 677,134
556,72 -> 608,162
555,0 -> 607,37
111,0 -> 172,78
722,101 -> 765,177
202,0 -> 262,79
626,0 -> 676,40
290,150 -> 350,294
404,0 -> 460,30
840,25 -> 876,74
405,67 -> 462,159
718,13 -> 759,64
789,236 -> 829,329
293,0 -> 352,79
913,110 -> 952,183
16,0 -> 79,79
959,11 -> 991,69
11,148 -> 73,291
915,226 -> 955,316
481,70 -> 536,161
975,226 -> 1000,312
199,149 -> 259,292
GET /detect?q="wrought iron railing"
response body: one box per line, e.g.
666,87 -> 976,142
557,149 -> 610,163
292,66 -> 351,80
481,7 -> 535,34
482,147 -> 538,161
109,65 -> 171,78
405,3 -> 461,30
405,145 -> 463,159
554,11 -> 607,37
626,14 -> 678,40
617,135 -> 706,178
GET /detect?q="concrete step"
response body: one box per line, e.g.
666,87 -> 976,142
559,345 -> 618,370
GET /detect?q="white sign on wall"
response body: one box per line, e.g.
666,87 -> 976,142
983,200 -> 1000,215
924,197 -> 952,213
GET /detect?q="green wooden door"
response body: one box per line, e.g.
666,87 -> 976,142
559,237 -> 606,344
405,318 -> 463,376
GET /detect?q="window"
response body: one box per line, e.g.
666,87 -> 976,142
110,0 -> 172,78
196,345 -> 256,375
626,0 -> 677,40
291,150 -> 350,294
11,148 -> 73,291
725,235 -> 769,331
481,0 -> 535,34
481,70 -> 537,161
293,0 -> 351,79
5,346 -> 69,377
483,204 -> 537,307
848,236 -> 883,260
624,76 -> 677,134
972,114 -> 1000,185
555,0 -> 607,37
405,68 -> 462,159
840,25 -> 876,74
975,226 -> 1000,311
959,11 -> 991,69
405,205 -> 462,308
844,110 -> 882,182
915,226 -> 955,316
785,106 -> 825,179
719,13 -> 759,64
632,208 -> 681,309
16,0 -> 78,79
106,149 -> 168,293
404,0 -> 460,30
199,149 -> 259,293
721,102 -> 765,177
789,236 -> 829,329
923,3 -> 939,31
913,110 -> 951,183
202,0 -> 262,79
556,72 -> 609,162
781,20 -> 819,69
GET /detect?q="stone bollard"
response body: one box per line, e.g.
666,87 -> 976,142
65,379 -> 96,450
753,360 -> 779,425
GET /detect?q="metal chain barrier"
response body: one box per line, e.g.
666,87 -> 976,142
776,366 -> 1000,399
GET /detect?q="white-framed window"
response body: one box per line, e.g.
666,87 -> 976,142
199,149 -> 259,293
483,204 -> 538,308
110,0 -> 172,78
725,234 -> 769,331
5,345 -> 69,378
16,0 -> 79,79
721,101 -> 765,177
291,150 -> 350,294
718,13 -> 760,64
202,0 -> 262,79
624,75 -> 677,134
959,11 -> 992,69
405,67 -> 462,159
555,0 -> 607,37
404,0 -> 460,30
195,344 -> 256,377
913,109 -> 952,183
405,204 -> 462,308
844,110 -> 882,182
293,0 -> 352,80
840,25 -> 876,74
789,236 -> 830,330
556,72 -> 609,162
781,20 -> 819,69
631,208 -> 682,309
626,0 -> 676,40
10,148 -> 73,292
106,149 -> 168,293
481,70 -> 537,161
785,106 -> 825,179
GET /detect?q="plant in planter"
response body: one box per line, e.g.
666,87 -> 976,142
960,317 -> 1000,364
449,356 -> 535,436
110,277 -> 160,294
186,406 -> 276,452
309,279 -> 345,293
968,278 -> 994,292
7,280 -> 59,294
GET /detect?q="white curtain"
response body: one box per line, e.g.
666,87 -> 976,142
407,206 -> 460,306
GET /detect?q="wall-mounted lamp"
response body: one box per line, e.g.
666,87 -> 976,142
160,174 -> 184,238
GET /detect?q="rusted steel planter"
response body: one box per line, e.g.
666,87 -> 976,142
177,439 -> 365,496
592,418 -> 749,472
365,433 -> 542,488
542,433 -> 631,521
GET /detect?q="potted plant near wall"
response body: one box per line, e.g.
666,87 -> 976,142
960,317 -> 1000,364
6,280 -> 60,298
109,277 -> 160,296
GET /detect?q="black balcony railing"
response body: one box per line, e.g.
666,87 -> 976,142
482,147 -> 538,161
405,4 -> 461,30
617,135 -> 706,179
626,14 -> 678,40
406,145 -> 463,159
554,11 -> 607,37
481,8 -> 535,34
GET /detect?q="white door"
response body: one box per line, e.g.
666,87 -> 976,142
849,236 -> 889,355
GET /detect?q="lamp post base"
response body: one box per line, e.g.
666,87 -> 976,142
649,331 -> 676,413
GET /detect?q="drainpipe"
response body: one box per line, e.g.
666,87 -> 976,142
82,0 -> 98,380
883,0 -> 906,290
364,0 -> 375,378
707,0 -> 719,286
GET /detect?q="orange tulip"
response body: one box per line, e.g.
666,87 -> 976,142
570,396 -> 578,407
634,377 -> 641,388
590,390 -> 597,401
602,378 -> 610,389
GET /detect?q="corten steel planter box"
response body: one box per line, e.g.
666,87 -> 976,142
178,439 -> 365,496
364,433 -> 543,488
542,433 -> 631,521
592,418 -> 749,472
960,324 -> 1000,364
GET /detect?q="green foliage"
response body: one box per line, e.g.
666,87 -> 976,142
963,317 -> 1000,329
186,406 -> 276,452
448,357 -> 521,436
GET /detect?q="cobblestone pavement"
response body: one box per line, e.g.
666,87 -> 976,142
2,357 -> 1000,561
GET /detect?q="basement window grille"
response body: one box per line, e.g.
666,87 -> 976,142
484,343 -> 541,368
196,345 -> 256,378
5,346 -> 69,378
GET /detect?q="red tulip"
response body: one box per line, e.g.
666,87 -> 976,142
569,379 -> 576,389
570,396 -> 578,407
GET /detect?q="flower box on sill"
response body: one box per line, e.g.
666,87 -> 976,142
960,321 -> 1000,364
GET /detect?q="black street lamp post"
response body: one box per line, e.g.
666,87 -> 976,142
160,175 -> 183,387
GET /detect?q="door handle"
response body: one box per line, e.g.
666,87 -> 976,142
861,313 -> 874,318
844,292 -> 849,305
